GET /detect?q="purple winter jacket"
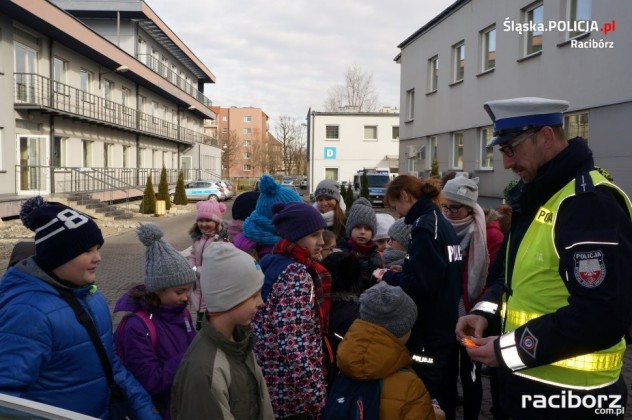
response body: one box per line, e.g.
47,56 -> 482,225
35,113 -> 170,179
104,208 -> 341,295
114,286 -> 196,419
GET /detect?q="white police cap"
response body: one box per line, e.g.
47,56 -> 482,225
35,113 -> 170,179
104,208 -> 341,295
484,97 -> 569,147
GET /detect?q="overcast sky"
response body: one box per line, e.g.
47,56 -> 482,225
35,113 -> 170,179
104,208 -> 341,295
146,0 -> 454,129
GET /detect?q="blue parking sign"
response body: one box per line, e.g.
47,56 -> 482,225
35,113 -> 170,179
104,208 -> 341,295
324,147 -> 336,159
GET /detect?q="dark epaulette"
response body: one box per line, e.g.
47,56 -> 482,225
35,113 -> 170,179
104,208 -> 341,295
575,171 -> 595,195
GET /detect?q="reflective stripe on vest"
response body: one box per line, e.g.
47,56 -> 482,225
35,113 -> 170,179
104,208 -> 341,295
504,170 -> 632,389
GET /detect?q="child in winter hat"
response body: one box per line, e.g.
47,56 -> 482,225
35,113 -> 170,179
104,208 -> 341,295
227,190 -> 260,243
332,282 -> 442,420
252,201 -> 331,418
382,218 -> 412,269
313,179 -> 347,241
188,200 -> 227,328
2,199 -> 159,418
18,196 -> 104,271
114,223 -> 196,418
374,213 -> 395,252
239,174 -> 302,258
359,281 -> 417,338
340,197 -> 382,293
171,242 -> 274,419
345,197 -> 377,238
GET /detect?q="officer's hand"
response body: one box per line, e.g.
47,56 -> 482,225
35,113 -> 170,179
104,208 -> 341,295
455,314 -> 488,340
466,336 -> 499,367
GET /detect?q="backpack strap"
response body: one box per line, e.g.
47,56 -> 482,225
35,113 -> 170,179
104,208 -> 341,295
260,254 -> 295,302
115,309 -> 157,365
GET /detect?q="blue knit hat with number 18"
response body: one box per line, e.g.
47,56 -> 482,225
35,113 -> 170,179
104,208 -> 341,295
19,196 -> 104,270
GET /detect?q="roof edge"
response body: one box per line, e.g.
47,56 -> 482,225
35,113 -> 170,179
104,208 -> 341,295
398,0 -> 469,49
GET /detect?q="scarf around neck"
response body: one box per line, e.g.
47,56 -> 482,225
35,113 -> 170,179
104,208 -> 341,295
273,239 -> 331,335
449,205 -> 489,313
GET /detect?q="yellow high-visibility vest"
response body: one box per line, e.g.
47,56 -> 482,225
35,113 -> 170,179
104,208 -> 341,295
504,170 -> 631,389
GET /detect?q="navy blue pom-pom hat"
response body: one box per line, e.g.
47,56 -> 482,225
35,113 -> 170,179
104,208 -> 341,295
484,97 -> 569,147
20,196 -> 104,270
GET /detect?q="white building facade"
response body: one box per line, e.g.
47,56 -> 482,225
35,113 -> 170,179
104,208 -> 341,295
397,0 -> 632,202
306,109 -> 400,192
0,0 -> 220,216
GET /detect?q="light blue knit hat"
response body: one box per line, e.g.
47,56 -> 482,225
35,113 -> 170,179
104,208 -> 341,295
242,175 -> 303,245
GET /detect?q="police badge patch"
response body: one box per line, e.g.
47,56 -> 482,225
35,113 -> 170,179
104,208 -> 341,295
520,328 -> 538,359
573,250 -> 606,288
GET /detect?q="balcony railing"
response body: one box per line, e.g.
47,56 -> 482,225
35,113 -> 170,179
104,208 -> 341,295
14,73 -> 214,145
136,54 -> 213,107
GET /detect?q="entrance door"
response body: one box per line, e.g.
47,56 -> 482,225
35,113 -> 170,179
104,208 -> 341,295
17,135 -> 50,195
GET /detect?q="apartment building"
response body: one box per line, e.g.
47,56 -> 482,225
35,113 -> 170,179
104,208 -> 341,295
212,106 -> 277,178
0,0 -> 220,215
397,0 -> 631,201
305,109 -> 400,193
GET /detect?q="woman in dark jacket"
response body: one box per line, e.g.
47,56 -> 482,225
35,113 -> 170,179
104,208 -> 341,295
375,175 -> 463,420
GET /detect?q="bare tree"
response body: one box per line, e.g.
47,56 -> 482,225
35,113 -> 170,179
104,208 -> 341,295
275,115 -> 301,174
324,63 -> 379,112
218,129 -> 241,178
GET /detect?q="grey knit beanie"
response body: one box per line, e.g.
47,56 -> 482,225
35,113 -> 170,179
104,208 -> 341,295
375,213 -> 395,241
346,197 -> 377,237
314,179 -> 342,204
388,218 -> 412,249
443,176 -> 479,208
359,282 -> 417,338
137,223 -> 196,292
201,242 -> 264,312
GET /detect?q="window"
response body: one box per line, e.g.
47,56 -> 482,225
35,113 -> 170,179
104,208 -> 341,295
243,128 -> 252,135
451,132 -> 464,169
222,127 -> 228,134
325,168 -> 339,182
80,68 -> 92,95
222,115 -> 228,121
163,105 -> 169,126
567,0 -> 592,39
103,79 -> 114,108
428,56 -> 438,92
53,56 -> 67,93
82,140 -> 93,167
392,126 -> 399,140
161,55 -> 169,78
244,152 -> 251,159
243,140 -> 252,147
122,87 -> 131,108
564,112 -> 589,139
427,136 -> 437,170
123,146 -> 131,168
138,96 -> 146,120
524,2 -> 543,56
244,115 -> 252,122
14,43 -> 38,100
406,89 -> 415,121
104,144 -> 112,168
243,164 -> 252,171
479,127 -> 494,170
151,100 -> 158,123
407,156 -> 416,173
53,136 -> 66,167
325,125 -> 339,140
452,42 -> 465,82
364,126 -> 377,140
481,26 -> 496,71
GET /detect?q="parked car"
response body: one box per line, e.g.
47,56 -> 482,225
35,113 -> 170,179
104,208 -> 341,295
221,179 -> 235,198
300,177 -> 308,189
215,180 -> 234,199
0,392 -> 97,419
281,176 -> 294,186
169,180 -> 225,202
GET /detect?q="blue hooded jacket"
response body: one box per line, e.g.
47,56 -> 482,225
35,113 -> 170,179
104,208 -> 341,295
0,258 -> 159,419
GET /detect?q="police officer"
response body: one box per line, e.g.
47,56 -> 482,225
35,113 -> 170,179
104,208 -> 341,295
456,97 -> 632,419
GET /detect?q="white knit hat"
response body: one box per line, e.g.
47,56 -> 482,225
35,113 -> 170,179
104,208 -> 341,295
374,213 -> 395,241
201,242 -> 264,312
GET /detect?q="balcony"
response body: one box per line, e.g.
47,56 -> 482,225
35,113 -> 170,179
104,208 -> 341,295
136,54 -> 213,107
14,73 -> 214,145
